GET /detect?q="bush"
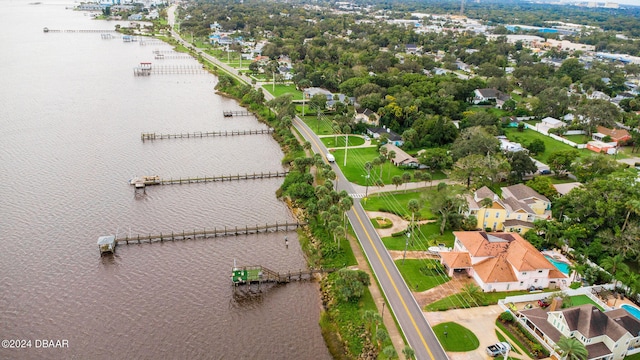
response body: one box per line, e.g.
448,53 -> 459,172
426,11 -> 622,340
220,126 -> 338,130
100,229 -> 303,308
569,282 -> 582,290
499,311 -> 514,322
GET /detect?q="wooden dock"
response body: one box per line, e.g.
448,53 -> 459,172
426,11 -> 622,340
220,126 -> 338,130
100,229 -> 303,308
133,64 -> 207,76
131,171 -> 289,187
43,28 -> 117,33
140,128 -> 274,141
232,265 -> 337,285
114,222 -> 305,245
223,111 -> 253,117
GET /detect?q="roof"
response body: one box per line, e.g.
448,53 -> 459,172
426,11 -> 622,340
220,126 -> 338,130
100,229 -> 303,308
541,117 -> 563,126
453,231 -> 564,283
503,219 -> 535,228
382,143 -> 418,165
561,305 -> 631,341
552,182 -> 582,196
97,235 -> 116,245
502,184 -> 550,203
520,307 -> 563,342
476,88 -> 501,98
595,126 -> 631,140
367,127 -> 402,141
475,186 -> 497,201
440,252 -> 472,269
503,196 -> 534,214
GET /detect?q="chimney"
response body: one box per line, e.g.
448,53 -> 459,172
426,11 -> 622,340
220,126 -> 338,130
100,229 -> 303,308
549,297 -> 563,311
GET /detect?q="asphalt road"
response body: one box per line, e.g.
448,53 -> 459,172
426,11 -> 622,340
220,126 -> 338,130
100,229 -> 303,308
293,118 -> 448,360
167,8 -> 447,357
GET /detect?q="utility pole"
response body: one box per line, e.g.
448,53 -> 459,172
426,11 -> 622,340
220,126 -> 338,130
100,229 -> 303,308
343,133 -> 348,166
402,232 -> 410,264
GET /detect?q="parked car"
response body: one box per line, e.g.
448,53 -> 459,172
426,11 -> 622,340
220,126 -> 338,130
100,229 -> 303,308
539,169 -> 552,175
538,298 -> 550,308
486,342 -> 510,357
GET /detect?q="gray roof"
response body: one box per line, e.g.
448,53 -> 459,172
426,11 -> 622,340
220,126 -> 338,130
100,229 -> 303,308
503,219 -> 535,228
475,186 -> 497,201
502,184 -> 549,203
562,305 -> 632,341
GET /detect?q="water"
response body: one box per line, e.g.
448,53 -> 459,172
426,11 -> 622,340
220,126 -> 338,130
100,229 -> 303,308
0,2 -> 330,359
544,255 -> 570,275
621,304 -> 640,321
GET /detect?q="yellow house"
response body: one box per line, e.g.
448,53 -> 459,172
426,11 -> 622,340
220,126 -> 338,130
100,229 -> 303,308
465,185 -> 551,233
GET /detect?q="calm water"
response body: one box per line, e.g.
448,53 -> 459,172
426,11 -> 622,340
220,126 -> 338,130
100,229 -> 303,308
0,2 -> 330,359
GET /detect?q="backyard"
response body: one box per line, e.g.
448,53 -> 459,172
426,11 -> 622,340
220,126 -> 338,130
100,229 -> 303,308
503,128 -> 589,163
394,259 -> 450,292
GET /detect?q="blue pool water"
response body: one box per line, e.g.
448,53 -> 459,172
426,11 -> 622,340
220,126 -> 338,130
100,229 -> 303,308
544,255 -> 570,275
622,304 -> 640,321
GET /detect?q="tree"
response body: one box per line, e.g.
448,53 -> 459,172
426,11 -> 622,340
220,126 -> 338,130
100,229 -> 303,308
451,126 -> 500,161
450,154 -> 489,188
402,346 -> 415,360
429,185 -> 467,235
533,87 -> 570,119
570,154 -> 622,183
507,151 -> 537,183
407,199 -> 421,245
417,148 -> 453,172
267,94 -> 296,120
526,139 -> 546,155
461,283 -> 484,304
621,198 -> 640,233
333,269 -> 371,303
548,150 -> 579,177
392,175 -> 403,190
555,336 -> 588,360
600,254 -> 629,288
575,99 -> 620,138
557,58 -> 586,83
402,172 -> 411,192
382,345 -> 397,359
526,176 -> 558,199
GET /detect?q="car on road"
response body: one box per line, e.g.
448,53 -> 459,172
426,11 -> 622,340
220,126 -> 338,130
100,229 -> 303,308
486,342 -> 510,357
539,169 -> 552,175
326,153 -> 335,163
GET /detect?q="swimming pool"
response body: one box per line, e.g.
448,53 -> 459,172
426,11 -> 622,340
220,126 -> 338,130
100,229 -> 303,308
621,304 -> 640,321
544,255 -> 570,275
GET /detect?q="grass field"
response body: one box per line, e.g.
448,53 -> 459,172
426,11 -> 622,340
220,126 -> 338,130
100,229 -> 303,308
362,190 -> 436,219
321,136 -> 366,148
433,322 -> 480,351
562,134 -> 590,144
503,128 -> 589,163
381,224 -> 454,251
261,84 -> 302,98
568,294 -> 604,310
394,259 -> 450,292
300,115 -> 335,135
425,288 -> 555,311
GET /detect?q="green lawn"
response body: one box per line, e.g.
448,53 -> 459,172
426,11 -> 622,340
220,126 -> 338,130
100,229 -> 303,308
362,190 -> 436,219
330,147 -> 446,185
394,259 -> 450,292
261,84 -> 302,98
568,295 -> 604,310
425,288 -> 555,311
432,322 -> 479,352
563,134 -> 590,144
382,223 -> 454,251
321,136 -> 366,148
503,128 -> 589,163
300,115 -> 335,135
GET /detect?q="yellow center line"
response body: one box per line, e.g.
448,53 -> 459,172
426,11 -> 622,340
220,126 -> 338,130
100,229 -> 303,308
352,208 -> 436,360
294,118 -> 436,359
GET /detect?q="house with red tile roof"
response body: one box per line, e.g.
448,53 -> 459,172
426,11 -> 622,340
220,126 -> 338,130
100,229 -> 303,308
439,231 -> 566,292
519,305 -> 640,360
592,126 -> 632,144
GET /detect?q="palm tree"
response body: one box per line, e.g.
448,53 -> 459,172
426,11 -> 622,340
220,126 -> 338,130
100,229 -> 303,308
601,254 -> 629,288
382,345 -> 397,359
402,172 -> 411,192
392,175 -> 403,190
408,199 -> 421,245
480,197 -> 493,209
555,336 -> 588,360
621,198 -> 640,232
402,346 -> 415,360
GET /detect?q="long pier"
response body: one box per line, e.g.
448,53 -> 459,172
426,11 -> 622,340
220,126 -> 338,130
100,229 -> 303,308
141,128 -> 274,141
223,111 -> 253,117
131,171 -> 289,187
114,222 -> 305,245
133,64 -> 207,76
43,28 -> 117,33
232,265 -> 337,285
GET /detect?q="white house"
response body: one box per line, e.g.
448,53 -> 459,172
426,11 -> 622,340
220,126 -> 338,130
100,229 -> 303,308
439,232 -> 566,292
519,305 -> 640,360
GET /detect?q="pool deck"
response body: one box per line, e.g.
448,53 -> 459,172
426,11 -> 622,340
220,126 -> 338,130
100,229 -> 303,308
541,249 -> 571,263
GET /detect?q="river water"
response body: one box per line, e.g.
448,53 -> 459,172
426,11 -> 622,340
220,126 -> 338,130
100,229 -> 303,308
0,2 -> 330,359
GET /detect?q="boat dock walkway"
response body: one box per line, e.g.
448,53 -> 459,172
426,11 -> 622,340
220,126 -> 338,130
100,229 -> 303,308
232,265 -> 337,285
141,128 -> 274,141
44,28 -> 117,33
114,222 -> 305,245
133,64 -> 207,76
223,111 -> 253,117
130,171 -> 289,188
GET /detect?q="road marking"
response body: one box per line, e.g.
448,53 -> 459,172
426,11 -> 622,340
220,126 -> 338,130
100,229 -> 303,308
353,207 -> 436,360
349,193 -> 366,198
295,118 -> 437,359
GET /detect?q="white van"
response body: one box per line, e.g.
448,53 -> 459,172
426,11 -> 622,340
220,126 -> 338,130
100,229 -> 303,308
326,153 -> 335,163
